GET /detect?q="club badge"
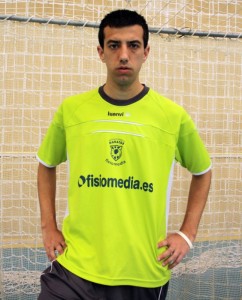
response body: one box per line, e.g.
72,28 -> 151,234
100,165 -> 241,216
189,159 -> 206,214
109,139 -> 124,161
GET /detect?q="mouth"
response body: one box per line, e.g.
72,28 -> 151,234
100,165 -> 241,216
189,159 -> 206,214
116,67 -> 131,73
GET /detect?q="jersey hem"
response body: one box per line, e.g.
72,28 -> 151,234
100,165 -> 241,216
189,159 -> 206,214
56,257 -> 170,288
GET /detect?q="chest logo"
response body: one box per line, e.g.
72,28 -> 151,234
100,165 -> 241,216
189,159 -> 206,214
106,139 -> 126,166
109,139 -> 124,161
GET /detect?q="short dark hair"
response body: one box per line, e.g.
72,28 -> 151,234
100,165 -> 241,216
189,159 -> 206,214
98,9 -> 149,49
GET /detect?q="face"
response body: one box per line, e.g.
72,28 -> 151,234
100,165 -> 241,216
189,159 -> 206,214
97,25 -> 150,88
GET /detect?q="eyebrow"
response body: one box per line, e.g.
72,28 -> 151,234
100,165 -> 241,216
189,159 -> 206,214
106,40 -> 142,45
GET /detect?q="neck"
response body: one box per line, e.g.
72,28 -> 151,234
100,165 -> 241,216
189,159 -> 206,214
103,81 -> 144,100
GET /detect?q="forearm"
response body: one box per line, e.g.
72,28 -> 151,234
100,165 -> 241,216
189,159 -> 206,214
37,163 -> 66,260
157,169 -> 211,268
37,163 -> 57,230
180,169 -> 212,242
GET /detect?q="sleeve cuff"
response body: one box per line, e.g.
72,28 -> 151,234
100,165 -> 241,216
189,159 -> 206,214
36,154 -> 56,168
192,164 -> 212,176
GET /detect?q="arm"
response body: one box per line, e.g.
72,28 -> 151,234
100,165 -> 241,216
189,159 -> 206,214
157,169 -> 212,269
37,162 -> 66,261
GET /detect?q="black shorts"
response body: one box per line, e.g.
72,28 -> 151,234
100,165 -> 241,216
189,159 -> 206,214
38,261 -> 169,300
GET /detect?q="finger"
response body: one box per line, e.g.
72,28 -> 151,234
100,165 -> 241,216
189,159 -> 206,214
60,240 -> 67,249
158,247 -> 174,262
55,243 -> 66,255
168,260 -> 178,269
47,247 -> 57,261
157,239 -> 168,248
168,252 -> 184,269
162,251 -> 176,266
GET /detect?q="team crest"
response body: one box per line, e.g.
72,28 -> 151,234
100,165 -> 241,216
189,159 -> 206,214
109,139 -> 124,161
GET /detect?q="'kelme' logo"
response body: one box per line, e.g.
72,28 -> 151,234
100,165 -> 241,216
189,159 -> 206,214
108,111 -> 131,117
108,111 -> 124,117
109,139 -> 124,161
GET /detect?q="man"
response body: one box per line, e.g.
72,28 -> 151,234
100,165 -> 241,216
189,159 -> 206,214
37,9 -> 211,300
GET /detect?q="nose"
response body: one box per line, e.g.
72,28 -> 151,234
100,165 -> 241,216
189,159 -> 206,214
119,44 -> 129,64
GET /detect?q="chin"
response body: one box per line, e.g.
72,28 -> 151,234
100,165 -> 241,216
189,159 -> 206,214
116,77 -> 135,86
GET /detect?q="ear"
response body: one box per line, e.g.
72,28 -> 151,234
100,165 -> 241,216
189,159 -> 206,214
97,46 -> 105,62
143,45 -> 150,62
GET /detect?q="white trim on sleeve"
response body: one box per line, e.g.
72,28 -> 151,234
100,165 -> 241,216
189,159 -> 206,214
36,154 -> 56,168
192,164 -> 212,176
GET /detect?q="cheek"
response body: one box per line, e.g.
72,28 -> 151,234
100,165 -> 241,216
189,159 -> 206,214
105,57 -> 116,66
104,60 -> 115,72
136,56 -> 147,66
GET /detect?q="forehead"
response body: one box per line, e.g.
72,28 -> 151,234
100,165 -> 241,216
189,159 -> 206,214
103,25 -> 144,43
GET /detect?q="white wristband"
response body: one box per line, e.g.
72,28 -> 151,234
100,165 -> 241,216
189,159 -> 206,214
176,230 -> 194,249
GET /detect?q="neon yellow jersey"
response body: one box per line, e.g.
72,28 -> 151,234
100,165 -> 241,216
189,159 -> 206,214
37,86 -> 211,287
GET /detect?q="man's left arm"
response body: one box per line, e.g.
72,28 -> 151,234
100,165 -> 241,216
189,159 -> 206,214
157,169 -> 212,269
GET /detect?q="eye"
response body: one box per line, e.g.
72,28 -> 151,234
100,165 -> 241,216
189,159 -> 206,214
129,42 -> 140,49
108,43 -> 119,49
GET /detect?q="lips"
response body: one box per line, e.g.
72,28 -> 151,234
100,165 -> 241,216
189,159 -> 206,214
117,67 -> 131,73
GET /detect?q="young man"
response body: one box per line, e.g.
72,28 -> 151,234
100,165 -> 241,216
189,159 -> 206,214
37,9 -> 211,300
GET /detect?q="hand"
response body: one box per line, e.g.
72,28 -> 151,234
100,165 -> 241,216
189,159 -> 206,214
42,227 -> 67,261
157,232 -> 191,269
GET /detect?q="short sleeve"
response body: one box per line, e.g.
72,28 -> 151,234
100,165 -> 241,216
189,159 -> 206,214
175,110 -> 211,175
37,104 -> 67,167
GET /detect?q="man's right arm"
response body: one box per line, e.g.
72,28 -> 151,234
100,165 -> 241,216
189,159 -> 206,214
37,163 -> 66,261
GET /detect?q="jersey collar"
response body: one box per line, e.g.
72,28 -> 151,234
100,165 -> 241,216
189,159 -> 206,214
98,84 -> 149,106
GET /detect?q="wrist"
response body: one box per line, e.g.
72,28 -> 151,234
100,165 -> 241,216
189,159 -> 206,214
179,226 -> 196,242
176,230 -> 194,249
41,219 -> 57,231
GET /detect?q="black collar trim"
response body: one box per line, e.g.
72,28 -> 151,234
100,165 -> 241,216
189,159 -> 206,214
98,85 -> 149,106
